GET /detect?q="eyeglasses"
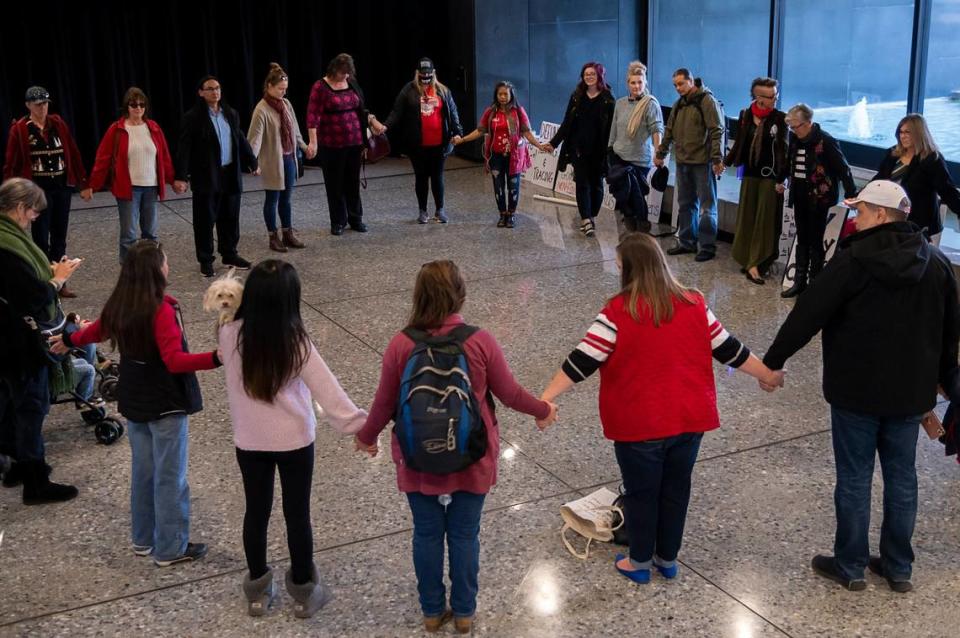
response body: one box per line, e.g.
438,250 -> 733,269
128,102 -> 146,108
201,86 -> 221,92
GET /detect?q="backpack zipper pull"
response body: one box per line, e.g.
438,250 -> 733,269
447,418 -> 456,451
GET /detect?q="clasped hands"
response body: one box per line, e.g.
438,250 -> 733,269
759,368 -> 786,393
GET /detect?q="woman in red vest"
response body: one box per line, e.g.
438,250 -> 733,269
540,232 -> 782,584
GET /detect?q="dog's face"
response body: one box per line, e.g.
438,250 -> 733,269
203,271 -> 244,314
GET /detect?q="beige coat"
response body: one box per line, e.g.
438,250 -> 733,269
247,98 -> 307,191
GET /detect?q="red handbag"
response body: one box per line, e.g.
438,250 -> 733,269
365,129 -> 391,163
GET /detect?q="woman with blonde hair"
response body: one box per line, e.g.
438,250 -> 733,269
383,58 -> 463,224
871,113 -> 960,237
607,61 -> 664,232
355,260 -> 555,633
247,63 -> 311,252
539,232 -> 782,585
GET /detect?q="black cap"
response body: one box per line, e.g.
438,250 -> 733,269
651,165 -> 670,192
417,58 -> 435,74
25,86 -> 51,103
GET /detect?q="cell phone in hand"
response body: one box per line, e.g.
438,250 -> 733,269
921,412 -> 944,440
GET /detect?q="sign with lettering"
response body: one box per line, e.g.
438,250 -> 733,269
646,167 -> 664,226
781,204 -> 849,290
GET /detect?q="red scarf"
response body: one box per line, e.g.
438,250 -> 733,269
264,95 -> 294,155
751,102 -> 773,119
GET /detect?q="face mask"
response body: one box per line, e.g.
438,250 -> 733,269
419,74 -> 434,85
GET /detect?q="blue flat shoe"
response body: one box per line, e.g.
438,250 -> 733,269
655,562 -> 679,579
615,554 -> 650,584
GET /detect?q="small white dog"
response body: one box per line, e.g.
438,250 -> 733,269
203,268 -> 244,326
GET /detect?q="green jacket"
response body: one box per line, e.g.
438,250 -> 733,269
657,87 -> 724,165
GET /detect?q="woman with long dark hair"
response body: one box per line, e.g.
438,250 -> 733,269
545,62 -> 616,237
54,240 -> 220,566
456,81 -> 547,228
383,58 -> 463,224
248,63 -> 311,252
220,260 -> 367,618
539,233 -> 781,584
89,87 -> 176,262
354,260 -> 556,633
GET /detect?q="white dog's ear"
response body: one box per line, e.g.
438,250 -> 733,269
202,283 -> 220,312
225,267 -> 237,281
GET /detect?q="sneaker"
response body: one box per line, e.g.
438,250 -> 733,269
200,263 -> 215,278
868,555 -> 913,593
811,554 -> 866,591
417,210 -> 430,224
667,245 -> 697,256
694,250 -> 715,262
132,544 -> 153,556
222,255 -> 252,270
435,209 -> 448,224
154,542 -> 208,567
579,219 -> 596,237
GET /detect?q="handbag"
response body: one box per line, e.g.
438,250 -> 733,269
559,487 -> 624,559
365,128 -> 391,163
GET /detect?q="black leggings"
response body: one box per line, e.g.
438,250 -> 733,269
236,443 -> 314,584
409,145 -> 446,211
792,181 -> 830,249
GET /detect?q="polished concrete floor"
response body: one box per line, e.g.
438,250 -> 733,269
2,158 -> 959,637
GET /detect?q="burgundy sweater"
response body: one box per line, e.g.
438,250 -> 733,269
357,314 -> 550,495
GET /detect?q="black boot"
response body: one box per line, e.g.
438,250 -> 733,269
781,245 -> 810,298
622,214 -> 640,233
22,459 -> 78,505
809,246 -> 825,281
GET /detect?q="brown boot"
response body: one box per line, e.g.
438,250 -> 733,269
268,231 -> 288,253
424,610 -> 453,632
282,228 -> 305,249
454,616 -> 473,634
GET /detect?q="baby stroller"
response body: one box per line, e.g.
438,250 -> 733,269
49,346 -> 125,445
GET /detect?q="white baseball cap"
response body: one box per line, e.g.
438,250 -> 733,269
843,180 -> 911,215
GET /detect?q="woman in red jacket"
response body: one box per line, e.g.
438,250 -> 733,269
354,260 -> 556,633
89,87 -> 176,262
540,233 -> 782,584
51,240 -> 220,566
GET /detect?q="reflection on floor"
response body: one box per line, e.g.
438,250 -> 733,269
2,159 -> 958,637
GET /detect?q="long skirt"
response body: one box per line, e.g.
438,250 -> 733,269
732,176 -> 780,270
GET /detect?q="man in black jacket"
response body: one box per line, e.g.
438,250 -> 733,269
763,180 -> 960,593
175,76 -> 258,277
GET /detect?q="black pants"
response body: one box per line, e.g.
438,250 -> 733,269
236,443 -> 314,584
573,155 -> 604,220
0,371 -> 50,463
792,181 -> 831,249
31,187 -> 73,260
191,178 -> 241,265
319,145 -> 364,228
409,145 -> 446,212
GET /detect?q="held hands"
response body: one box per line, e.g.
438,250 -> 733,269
79,188 -> 93,201
173,180 -> 189,195
48,334 -> 69,355
536,401 -> 559,431
759,369 -> 786,393
306,142 -> 318,160
775,183 -> 786,195
712,162 -> 725,178
354,435 -> 378,457
653,155 -> 665,168
542,143 -> 555,154
451,135 -> 463,146
370,120 -> 387,136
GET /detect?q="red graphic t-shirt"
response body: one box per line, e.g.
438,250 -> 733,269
419,86 -> 444,147
490,111 -> 511,154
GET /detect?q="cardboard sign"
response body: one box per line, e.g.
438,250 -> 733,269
777,203 -> 797,265
781,204 -> 849,290
522,145 -> 559,190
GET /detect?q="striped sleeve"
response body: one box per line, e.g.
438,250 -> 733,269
707,307 -> 750,367
562,311 -> 618,382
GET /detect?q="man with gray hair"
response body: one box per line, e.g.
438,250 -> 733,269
763,180 -> 959,593
781,103 -> 856,298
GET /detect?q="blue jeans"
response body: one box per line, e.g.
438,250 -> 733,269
127,414 -> 190,560
117,186 -> 159,263
263,154 -> 297,232
71,358 -> 95,401
0,372 -> 50,462
614,433 -> 703,569
489,153 -> 520,213
675,163 -> 718,254
406,491 -> 486,618
830,407 -> 921,581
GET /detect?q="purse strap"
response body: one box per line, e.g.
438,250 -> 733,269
360,156 -> 368,190
559,504 -> 624,560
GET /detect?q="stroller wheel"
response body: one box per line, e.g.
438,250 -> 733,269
80,407 -> 106,425
95,418 -> 124,445
99,377 -> 119,402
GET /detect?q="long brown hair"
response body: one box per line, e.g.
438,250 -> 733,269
234,260 -> 309,403
894,113 -> 939,160
616,233 -> 699,326
99,240 -> 167,357
407,260 -> 466,330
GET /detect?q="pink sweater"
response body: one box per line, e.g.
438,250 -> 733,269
356,314 -> 551,495
220,321 -> 367,451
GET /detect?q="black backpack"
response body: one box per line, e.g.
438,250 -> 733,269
394,325 -> 488,474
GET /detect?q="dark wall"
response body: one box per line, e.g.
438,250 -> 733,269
0,0 -> 475,173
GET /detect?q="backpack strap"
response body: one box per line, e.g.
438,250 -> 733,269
402,324 -> 479,347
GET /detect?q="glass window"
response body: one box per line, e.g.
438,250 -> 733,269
650,0 -> 770,116
780,0 -> 913,150
923,0 -> 960,162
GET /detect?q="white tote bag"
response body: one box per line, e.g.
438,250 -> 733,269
559,487 -> 623,560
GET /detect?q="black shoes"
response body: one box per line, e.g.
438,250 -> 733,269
811,554 -> 866,591
154,542 -> 209,567
22,460 -> 78,506
331,225 -> 345,236
694,250 -> 715,262
348,222 -> 368,233
868,555 -> 913,593
745,271 -> 765,285
223,255 -> 252,270
200,263 -> 215,278
667,245 -> 696,256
